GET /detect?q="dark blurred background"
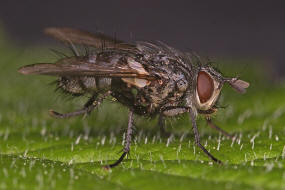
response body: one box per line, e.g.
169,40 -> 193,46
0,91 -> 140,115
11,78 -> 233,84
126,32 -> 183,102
0,0 -> 284,76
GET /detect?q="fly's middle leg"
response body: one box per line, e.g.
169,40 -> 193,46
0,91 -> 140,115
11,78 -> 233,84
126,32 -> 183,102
104,109 -> 134,169
158,114 -> 171,137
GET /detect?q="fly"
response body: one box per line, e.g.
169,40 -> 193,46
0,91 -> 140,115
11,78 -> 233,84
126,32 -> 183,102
18,27 -> 250,168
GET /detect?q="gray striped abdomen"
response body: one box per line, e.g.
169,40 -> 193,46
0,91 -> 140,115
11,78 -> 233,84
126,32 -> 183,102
58,76 -> 111,95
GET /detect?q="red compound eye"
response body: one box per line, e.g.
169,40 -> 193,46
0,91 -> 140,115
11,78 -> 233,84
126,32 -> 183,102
197,71 -> 214,103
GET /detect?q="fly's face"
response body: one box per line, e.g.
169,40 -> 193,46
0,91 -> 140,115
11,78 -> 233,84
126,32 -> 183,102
194,67 -> 223,111
193,66 -> 250,111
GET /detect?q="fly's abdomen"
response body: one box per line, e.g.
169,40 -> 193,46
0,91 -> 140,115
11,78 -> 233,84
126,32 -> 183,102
57,76 -> 112,96
82,77 -> 112,92
57,77 -> 85,96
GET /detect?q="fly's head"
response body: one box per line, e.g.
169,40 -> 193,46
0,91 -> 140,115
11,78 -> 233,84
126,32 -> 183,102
191,65 -> 250,112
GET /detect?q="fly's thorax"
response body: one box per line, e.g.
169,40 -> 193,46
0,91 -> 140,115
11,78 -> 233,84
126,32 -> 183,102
192,67 -> 224,111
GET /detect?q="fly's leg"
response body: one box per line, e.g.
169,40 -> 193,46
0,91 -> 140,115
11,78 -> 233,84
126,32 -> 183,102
189,109 -> 222,164
104,110 -> 134,169
158,114 -> 170,137
49,95 -> 97,118
162,106 -> 189,117
159,106 -> 189,136
50,91 -> 110,119
206,118 -> 234,140
49,108 -> 92,119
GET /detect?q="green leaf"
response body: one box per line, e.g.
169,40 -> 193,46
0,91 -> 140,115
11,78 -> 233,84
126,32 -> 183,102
0,31 -> 285,190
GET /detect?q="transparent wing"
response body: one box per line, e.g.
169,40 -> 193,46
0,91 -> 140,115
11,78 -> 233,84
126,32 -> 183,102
44,27 -> 136,50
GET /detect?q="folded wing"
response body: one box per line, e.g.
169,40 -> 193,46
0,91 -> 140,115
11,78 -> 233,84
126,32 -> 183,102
18,57 -> 154,80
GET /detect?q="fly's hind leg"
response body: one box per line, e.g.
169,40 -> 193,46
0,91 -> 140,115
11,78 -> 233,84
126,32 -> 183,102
50,91 -> 110,119
104,110 -> 134,169
49,94 -> 97,118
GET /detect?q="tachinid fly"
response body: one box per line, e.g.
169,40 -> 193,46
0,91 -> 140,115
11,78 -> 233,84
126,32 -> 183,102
18,27 -> 250,168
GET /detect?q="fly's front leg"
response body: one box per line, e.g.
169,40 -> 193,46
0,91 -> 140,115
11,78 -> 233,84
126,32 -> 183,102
198,109 -> 234,139
189,109 -> 222,164
206,118 -> 234,140
104,110 -> 134,169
